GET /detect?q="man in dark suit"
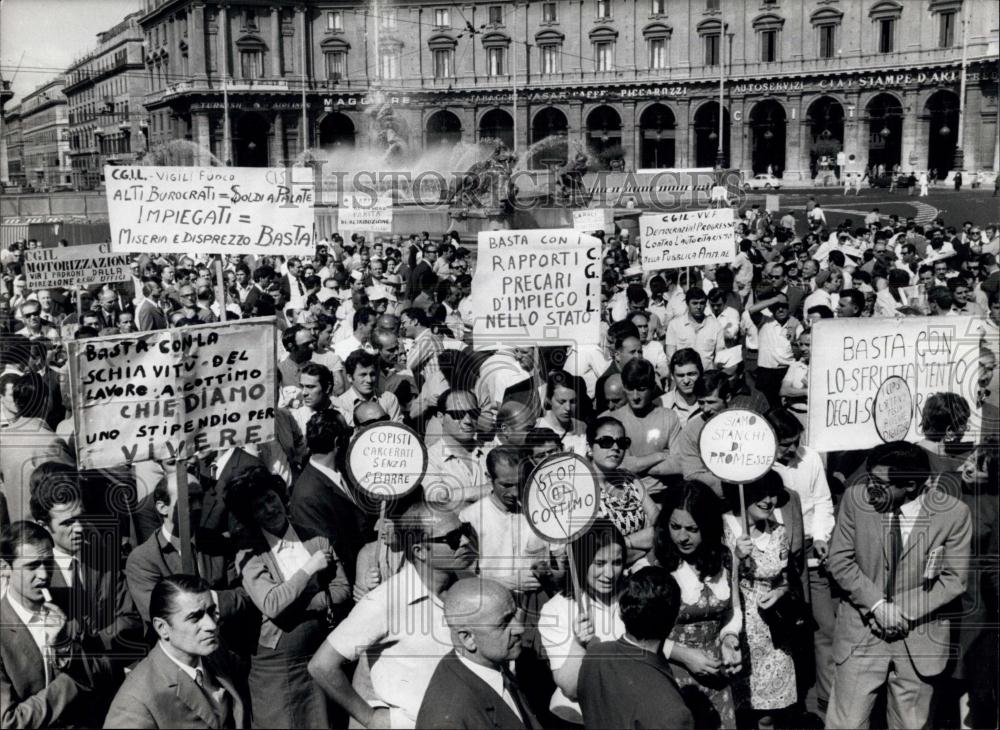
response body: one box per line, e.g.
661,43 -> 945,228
105,575 -> 249,729
289,410 -> 367,584
30,473 -> 144,662
578,567 -> 694,730
279,257 -> 306,312
417,578 -> 539,729
135,278 -> 168,331
1,521 -> 111,729
763,261 -> 807,319
124,475 -> 250,647
27,340 -> 66,430
825,442 -> 971,729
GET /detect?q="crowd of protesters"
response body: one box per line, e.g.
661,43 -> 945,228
0,199 -> 998,730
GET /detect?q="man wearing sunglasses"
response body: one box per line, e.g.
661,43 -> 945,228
424,389 -> 491,510
309,502 -> 476,729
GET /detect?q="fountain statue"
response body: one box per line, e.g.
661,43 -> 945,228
445,140 -> 519,223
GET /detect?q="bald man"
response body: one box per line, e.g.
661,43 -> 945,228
416,579 -> 539,729
494,401 -> 536,448
354,400 -> 388,426
602,373 -> 627,412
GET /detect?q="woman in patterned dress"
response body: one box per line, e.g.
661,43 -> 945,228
586,416 -> 660,567
654,480 -> 741,729
726,471 -> 802,729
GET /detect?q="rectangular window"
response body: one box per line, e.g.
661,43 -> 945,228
706,0 -> 720,10
819,24 -> 836,58
651,0 -> 665,14
542,3 -> 557,22
434,8 -> 450,27
595,41 -> 613,71
878,18 -> 894,53
325,51 -> 345,79
240,50 -> 263,79
648,38 -> 666,69
380,9 -> 397,29
705,33 -> 720,65
596,0 -> 611,19
939,11 -> 955,48
489,6 -> 503,24
380,49 -> 399,79
541,45 -> 558,74
433,49 -> 453,78
760,30 -> 777,62
327,11 -> 343,31
487,47 -> 505,76
245,9 -> 257,30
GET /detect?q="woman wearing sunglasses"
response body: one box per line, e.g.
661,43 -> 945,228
586,416 -> 660,567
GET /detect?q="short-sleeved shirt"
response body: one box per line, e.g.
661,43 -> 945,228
604,406 -> 682,495
665,314 -> 721,371
459,496 -> 556,590
324,561 -> 451,729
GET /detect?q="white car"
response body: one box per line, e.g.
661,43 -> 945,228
743,174 -> 783,190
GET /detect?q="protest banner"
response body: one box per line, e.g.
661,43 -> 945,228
765,194 -> 780,213
337,192 -> 394,234
639,208 -> 736,270
873,376 -> 914,443
105,165 -> 315,255
345,422 -> 427,501
806,316 -> 983,452
524,453 -> 600,610
24,243 -> 131,290
70,318 -> 276,470
698,409 -> 777,484
470,229 -> 602,347
572,208 -> 612,233
346,421 -> 427,576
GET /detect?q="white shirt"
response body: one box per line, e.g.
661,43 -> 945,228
52,547 -> 76,589
459,496 -> 556,591
308,456 -> 358,506
158,641 -> 229,707
263,524 -> 312,581
454,655 -> 522,722
898,492 -> 926,546
332,334 -> 366,361
7,593 -> 50,672
772,446 -> 835,566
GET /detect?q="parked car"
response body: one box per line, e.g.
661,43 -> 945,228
743,173 -> 782,190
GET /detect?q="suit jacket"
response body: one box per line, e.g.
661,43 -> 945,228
36,367 -> 66,432
827,484 -> 971,676
135,298 -> 167,331
49,548 -> 144,659
416,651 -> 538,729
578,638 -> 694,730
784,285 -> 807,318
235,526 -> 350,649
1,595 -> 104,729
0,416 -> 73,523
103,643 -> 248,729
124,529 -> 248,628
289,463 -> 369,585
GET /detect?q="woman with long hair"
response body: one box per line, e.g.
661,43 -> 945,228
537,518 -> 627,724
655,481 -> 742,729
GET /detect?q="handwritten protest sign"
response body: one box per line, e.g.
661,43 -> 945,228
70,318 -> 276,470
524,453 -> 600,544
346,422 -> 426,501
470,229 -> 602,346
105,166 -> 315,255
807,316 -> 983,451
699,409 -> 777,483
24,243 -> 130,290
572,208 -> 612,233
873,376 -> 914,443
639,208 -> 736,270
337,193 -> 394,233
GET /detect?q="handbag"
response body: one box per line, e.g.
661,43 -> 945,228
757,588 -> 817,634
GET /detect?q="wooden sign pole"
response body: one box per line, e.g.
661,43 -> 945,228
174,460 -> 195,574
215,257 -> 227,319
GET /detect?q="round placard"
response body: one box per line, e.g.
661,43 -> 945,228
524,453 -> 600,544
873,376 -> 914,443
698,409 -> 777,483
345,422 -> 427,501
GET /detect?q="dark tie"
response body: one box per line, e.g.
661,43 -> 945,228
295,276 -> 304,296
502,668 -> 530,728
885,508 -> 903,600
195,668 -> 234,729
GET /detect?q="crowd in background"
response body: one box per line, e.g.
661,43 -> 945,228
1,199 -> 998,730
